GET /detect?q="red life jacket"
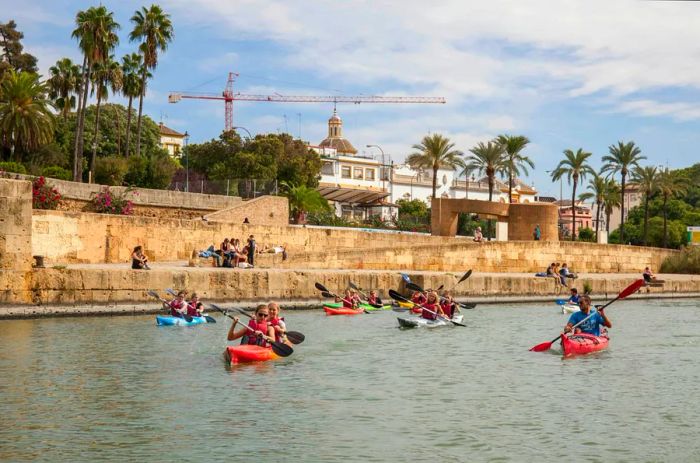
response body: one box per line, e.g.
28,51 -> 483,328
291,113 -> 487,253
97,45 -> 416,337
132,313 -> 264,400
186,301 -> 200,317
246,319 -> 270,347
342,298 -> 354,309
412,293 -> 427,305
421,302 -> 439,320
170,299 -> 185,317
441,300 -> 453,319
368,295 -> 377,305
269,317 -> 283,342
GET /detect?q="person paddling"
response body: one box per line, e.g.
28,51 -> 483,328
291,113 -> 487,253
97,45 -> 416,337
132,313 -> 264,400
440,291 -> 458,319
420,291 -> 446,321
268,301 -> 292,346
367,290 -> 383,306
227,304 -> 276,347
567,288 -> 580,305
186,292 -> 204,317
336,289 -> 358,309
411,290 -> 427,306
564,295 -> 611,336
165,291 -> 187,318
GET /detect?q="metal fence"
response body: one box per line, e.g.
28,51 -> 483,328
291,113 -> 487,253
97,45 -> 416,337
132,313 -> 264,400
170,175 -> 278,199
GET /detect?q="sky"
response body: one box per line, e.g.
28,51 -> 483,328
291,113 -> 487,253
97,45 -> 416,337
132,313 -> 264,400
4,0 -> 700,199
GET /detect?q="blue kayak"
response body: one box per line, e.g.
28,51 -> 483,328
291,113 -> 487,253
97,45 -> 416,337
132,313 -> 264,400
156,315 -> 209,326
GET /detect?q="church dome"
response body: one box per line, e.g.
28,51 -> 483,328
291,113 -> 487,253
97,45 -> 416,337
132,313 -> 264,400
318,109 -> 357,154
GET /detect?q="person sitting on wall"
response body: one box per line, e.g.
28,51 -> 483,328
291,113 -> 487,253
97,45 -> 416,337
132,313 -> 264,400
560,263 -> 577,280
232,238 -> 247,267
131,245 -> 150,270
643,266 -> 656,283
545,262 -> 564,288
220,238 -> 232,267
473,226 -> 483,242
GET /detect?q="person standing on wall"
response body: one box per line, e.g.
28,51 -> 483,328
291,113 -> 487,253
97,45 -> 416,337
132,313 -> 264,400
533,224 -> 541,241
247,235 -> 257,267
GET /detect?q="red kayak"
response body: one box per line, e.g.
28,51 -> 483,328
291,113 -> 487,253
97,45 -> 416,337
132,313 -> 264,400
224,345 -> 279,365
323,306 -> 364,315
561,332 -> 609,357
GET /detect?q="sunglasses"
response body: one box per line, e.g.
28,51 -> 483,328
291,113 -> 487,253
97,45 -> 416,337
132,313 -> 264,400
257,313 -> 269,318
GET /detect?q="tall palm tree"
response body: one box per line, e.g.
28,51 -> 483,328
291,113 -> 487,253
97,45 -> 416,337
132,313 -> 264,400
601,141 -> 646,243
578,171 -> 607,242
281,181 -> 330,224
456,159 -> 472,198
551,148 -> 594,241
495,134 -> 533,203
406,133 -> 463,199
631,165 -> 659,246
0,71 -> 55,161
47,58 -> 81,120
121,53 -> 146,157
657,168 -> 688,248
603,180 -> 621,235
463,141 -> 506,240
88,56 -> 123,182
129,5 -> 173,157
71,6 -> 120,181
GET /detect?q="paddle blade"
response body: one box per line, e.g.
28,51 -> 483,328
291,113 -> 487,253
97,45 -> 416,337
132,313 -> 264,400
619,279 -> 645,300
406,282 -> 424,293
285,331 -> 305,344
315,282 -> 329,293
555,299 -> 567,305
271,341 -> 294,357
147,290 -> 160,299
437,284 -> 444,291
389,289 -> 409,303
183,314 -> 193,322
529,341 -> 553,352
321,291 -> 335,299
204,315 -> 216,323
234,307 -> 253,318
165,288 -> 177,296
460,302 -> 477,309
401,273 -> 411,284
348,281 -> 360,291
459,269 -> 473,283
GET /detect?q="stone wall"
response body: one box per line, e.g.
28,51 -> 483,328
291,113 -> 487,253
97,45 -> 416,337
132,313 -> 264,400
0,179 -> 32,303
203,195 -> 288,226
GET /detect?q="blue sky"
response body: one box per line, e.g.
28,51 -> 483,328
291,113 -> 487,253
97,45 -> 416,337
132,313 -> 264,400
5,0 -> 700,199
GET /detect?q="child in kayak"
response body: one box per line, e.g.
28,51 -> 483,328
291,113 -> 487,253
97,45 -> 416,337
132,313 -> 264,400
186,292 -> 204,317
165,291 -> 187,318
337,289 -> 358,309
227,304 -> 276,347
567,288 -> 580,305
440,291 -> 458,319
368,290 -> 383,306
411,290 -> 427,306
564,295 -> 611,336
420,291 -> 445,321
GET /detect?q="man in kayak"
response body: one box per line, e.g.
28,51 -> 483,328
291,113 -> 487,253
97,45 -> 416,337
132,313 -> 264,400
564,295 -> 611,336
164,291 -> 187,318
567,288 -> 580,305
228,304 -> 276,346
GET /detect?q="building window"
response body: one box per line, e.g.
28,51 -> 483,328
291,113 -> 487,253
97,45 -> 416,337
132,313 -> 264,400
341,166 -> 351,178
365,168 -> 375,180
322,162 -> 334,175
354,167 -> 363,179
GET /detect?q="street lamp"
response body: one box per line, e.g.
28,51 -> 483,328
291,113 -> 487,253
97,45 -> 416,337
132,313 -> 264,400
184,131 -> 190,192
232,126 -> 253,140
409,168 -> 423,200
366,144 -> 389,189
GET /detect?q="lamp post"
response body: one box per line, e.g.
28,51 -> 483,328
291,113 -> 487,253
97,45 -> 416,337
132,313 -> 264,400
366,144 -> 387,190
232,126 -> 253,140
184,131 -> 190,192
409,168 -> 423,200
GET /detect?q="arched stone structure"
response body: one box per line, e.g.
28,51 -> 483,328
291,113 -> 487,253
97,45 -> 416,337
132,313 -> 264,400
431,198 -> 558,241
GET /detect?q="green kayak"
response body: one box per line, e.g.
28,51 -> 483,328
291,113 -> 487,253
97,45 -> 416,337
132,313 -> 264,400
323,301 -> 391,311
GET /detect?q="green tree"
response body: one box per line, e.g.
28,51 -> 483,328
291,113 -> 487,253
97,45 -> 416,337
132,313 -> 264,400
463,141 -> 506,240
276,133 -> 322,187
657,168 -> 689,248
396,198 -> 430,218
603,180 -> 620,236
495,134 -> 533,203
47,58 -> 81,120
71,6 -> 120,181
0,20 -> 38,79
551,148 -> 594,240
281,182 -> 330,223
129,5 -> 173,157
120,53 -> 146,157
0,71 -> 55,161
578,171 -> 607,242
88,56 -> 123,182
601,140 -> 646,243
406,133 -> 463,199
631,165 -> 659,246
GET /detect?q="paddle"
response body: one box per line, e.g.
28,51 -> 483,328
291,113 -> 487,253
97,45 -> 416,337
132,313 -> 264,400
165,288 -> 216,323
229,307 -> 305,344
320,291 -> 372,314
388,289 -> 466,327
405,270 -> 475,310
210,304 -> 293,357
315,282 -> 380,311
401,273 -> 411,284
555,299 -> 567,305
529,278 -> 645,352
349,281 -> 385,307
148,290 -> 193,322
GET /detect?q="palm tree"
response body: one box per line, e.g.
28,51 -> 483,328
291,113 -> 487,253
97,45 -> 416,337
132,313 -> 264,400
495,134 -> 533,203
603,180 -> 621,235
281,182 -> 330,224
71,6 -> 120,181
631,166 -> 659,246
406,133 -> 463,199
463,141 -> 506,240
121,53 -> 146,157
601,141 -> 646,243
129,5 -> 173,157
0,70 -> 55,161
47,58 -> 81,120
551,148 -> 594,240
456,159 -> 472,198
657,168 -> 689,248
88,56 -> 123,182
578,171 -> 607,242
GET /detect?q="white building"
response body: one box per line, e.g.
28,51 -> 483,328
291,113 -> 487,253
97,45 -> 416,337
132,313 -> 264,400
158,123 -> 186,157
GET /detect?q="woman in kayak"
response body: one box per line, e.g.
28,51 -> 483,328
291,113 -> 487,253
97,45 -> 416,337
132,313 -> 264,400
564,295 -> 611,336
411,290 -> 427,306
336,289 -> 358,309
440,291 -> 458,319
368,290 -> 383,306
165,291 -> 187,318
420,291 -> 446,321
186,292 -> 204,317
228,304 -> 276,347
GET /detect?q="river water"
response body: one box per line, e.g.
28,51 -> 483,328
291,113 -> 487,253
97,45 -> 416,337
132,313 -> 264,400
1,298 -> 699,462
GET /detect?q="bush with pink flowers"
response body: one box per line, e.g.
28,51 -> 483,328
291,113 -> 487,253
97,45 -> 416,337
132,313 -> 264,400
32,176 -> 61,210
91,186 -> 136,215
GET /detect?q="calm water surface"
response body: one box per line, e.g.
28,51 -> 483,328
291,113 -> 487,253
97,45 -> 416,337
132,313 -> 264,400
1,299 -> 699,462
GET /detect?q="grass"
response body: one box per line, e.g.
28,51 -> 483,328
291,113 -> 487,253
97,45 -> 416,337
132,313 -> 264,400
660,246 -> 700,274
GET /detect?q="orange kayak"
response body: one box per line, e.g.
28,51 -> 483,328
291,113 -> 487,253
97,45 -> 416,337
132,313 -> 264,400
323,306 -> 365,315
224,345 -> 279,365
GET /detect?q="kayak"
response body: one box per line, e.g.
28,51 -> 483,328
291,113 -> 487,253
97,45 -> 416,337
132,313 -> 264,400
323,306 -> 365,315
224,345 -> 279,365
561,303 -> 580,314
323,302 -> 391,311
397,314 -> 464,328
156,315 -> 210,326
561,332 -> 609,357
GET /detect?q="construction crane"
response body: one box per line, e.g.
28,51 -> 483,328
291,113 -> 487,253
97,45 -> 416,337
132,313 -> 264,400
168,72 -> 446,132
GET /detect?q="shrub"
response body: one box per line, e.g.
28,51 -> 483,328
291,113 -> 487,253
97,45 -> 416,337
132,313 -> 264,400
94,156 -> 128,186
32,176 -> 61,210
577,227 -> 595,242
91,186 -> 136,215
41,165 -> 72,181
660,246 -> 700,274
0,161 -> 27,175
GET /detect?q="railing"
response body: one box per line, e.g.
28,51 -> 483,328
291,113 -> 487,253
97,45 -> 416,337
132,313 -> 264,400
169,176 -> 278,199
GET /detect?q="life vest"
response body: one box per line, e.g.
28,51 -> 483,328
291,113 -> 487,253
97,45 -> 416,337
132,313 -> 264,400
368,295 -> 379,306
186,301 -> 200,317
412,293 -> 427,305
269,317 -> 283,342
421,302 -> 439,320
441,300 -> 453,319
246,319 -> 270,347
342,298 -> 355,309
169,299 -> 186,317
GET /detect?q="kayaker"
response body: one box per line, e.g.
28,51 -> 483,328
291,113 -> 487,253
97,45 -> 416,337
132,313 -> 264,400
186,292 -> 204,317
420,291 -> 445,321
440,291 -> 458,319
564,295 -> 611,336
411,290 -> 427,306
337,289 -> 357,309
567,288 -> 580,305
165,291 -> 187,318
268,301 -> 290,345
227,304 -> 276,347
350,289 -> 362,306
368,290 -> 383,306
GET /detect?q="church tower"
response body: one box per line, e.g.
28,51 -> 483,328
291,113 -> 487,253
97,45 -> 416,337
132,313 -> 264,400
318,109 -> 358,155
